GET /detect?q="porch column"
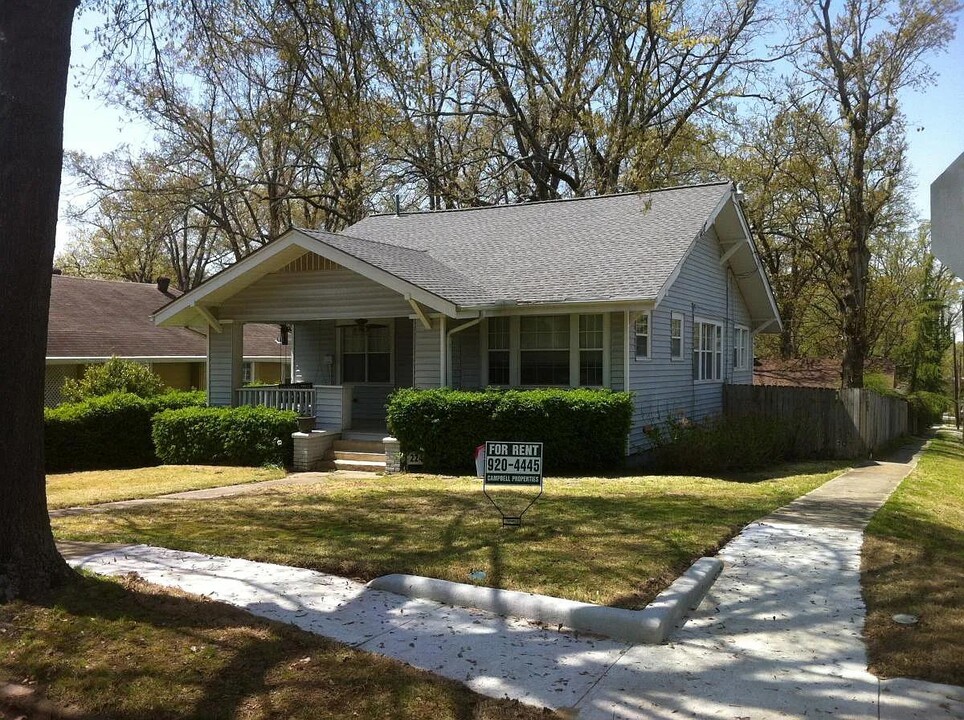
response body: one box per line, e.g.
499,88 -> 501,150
207,320 -> 244,407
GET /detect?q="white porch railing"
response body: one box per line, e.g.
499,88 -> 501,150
235,385 -> 348,430
236,386 -> 314,414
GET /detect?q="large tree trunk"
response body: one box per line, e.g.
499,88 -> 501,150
0,0 -> 78,600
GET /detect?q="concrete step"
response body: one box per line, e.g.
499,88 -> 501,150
333,451 -> 386,462
333,439 -> 385,453
333,458 -> 386,472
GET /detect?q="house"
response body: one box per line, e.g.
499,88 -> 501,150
45,274 -> 291,406
153,181 -> 781,453
753,358 -> 897,390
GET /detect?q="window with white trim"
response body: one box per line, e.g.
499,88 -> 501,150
520,315 -> 570,385
733,325 -> 750,370
342,325 -> 391,383
634,311 -> 651,359
487,316 -> 510,385
693,320 -> 723,381
242,361 -> 254,384
579,314 -> 604,386
670,312 -> 684,360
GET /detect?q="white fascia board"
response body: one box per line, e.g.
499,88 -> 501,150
652,188 -> 734,309
297,230 -> 461,317
155,229 -> 462,327
46,356 -> 207,364
153,234 -> 306,326
728,198 -> 783,332
467,299 -> 654,317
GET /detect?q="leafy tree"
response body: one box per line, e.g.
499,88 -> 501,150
792,0 -> 960,387
907,253 -> 956,394
0,0 -> 78,600
62,358 -> 168,403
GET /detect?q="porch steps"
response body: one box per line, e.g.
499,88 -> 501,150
330,439 -> 386,472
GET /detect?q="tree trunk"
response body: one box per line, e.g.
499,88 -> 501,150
0,0 -> 78,600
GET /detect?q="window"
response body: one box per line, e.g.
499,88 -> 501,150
634,312 -> 651,359
487,316 -> 510,385
733,325 -> 750,370
242,361 -> 254,384
579,314 -> 604,386
670,312 -> 684,360
342,325 -> 391,383
693,320 -> 723,381
520,315 -> 570,385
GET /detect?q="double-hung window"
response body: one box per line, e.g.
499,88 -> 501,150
693,320 -> 723,382
487,316 -> 510,385
342,325 -> 391,383
520,315 -> 570,385
579,314 -> 604,386
670,312 -> 684,360
733,325 -> 750,370
634,311 -> 651,359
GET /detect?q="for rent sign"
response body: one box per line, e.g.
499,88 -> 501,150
483,441 -> 543,486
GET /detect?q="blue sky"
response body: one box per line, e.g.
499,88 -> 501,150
56,8 -> 964,252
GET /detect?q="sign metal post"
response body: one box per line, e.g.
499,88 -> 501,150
481,441 -> 543,527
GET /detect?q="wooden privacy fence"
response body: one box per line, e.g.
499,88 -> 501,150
723,385 -> 908,459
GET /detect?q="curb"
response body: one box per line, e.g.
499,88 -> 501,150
368,556 -> 723,644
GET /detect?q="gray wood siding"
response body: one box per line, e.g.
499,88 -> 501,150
395,318 -> 415,387
609,311 -> 625,391
414,319 -> 441,388
219,268 -> 412,321
208,322 -> 243,407
314,386 -> 344,430
452,322 -> 481,389
626,228 -> 756,451
293,320 -> 336,384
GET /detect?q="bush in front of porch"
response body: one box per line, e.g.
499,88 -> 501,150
386,388 -> 633,474
152,405 -> 297,467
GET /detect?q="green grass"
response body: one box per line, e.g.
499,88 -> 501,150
0,573 -> 547,720
862,431 -> 964,686
46,465 -> 286,509
53,461 -> 846,609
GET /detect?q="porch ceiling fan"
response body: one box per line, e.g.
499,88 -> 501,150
354,318 -> 388,332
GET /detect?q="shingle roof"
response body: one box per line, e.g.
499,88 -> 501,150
340,182 -> 731,306
48,275 -> 286,359
297,229 -> 497,306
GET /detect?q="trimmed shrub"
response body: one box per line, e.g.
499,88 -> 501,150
386,388 -> 633,474
152,406 -> 297,466
45,390 -> 206,472
62,357 -> 167,403
649,415 -> 792,474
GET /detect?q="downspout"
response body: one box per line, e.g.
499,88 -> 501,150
446,317 -> 483,387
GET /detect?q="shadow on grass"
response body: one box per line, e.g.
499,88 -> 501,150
0,573 -> 540,720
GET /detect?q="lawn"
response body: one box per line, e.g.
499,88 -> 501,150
862,431 -> 964,687
52,461 -> 846,609
46,465 -> 286,509
0,573 -> 547,720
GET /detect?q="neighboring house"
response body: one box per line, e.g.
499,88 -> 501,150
45,274 -> 291,406
154,181 -> 780,452
753,358 -> 896,390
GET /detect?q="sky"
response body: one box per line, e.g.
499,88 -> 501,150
55,7 -> 964,253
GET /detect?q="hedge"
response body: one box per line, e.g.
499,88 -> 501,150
906,390 -> 950,431
152,406 -> 297,466
386,388 -> 633,474
45,391 -> 206,472
648,415 -> 792,474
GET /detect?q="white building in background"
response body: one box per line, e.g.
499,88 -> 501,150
932,151 -> 964,277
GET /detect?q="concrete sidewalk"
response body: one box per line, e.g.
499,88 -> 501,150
66,440 -> 964,719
